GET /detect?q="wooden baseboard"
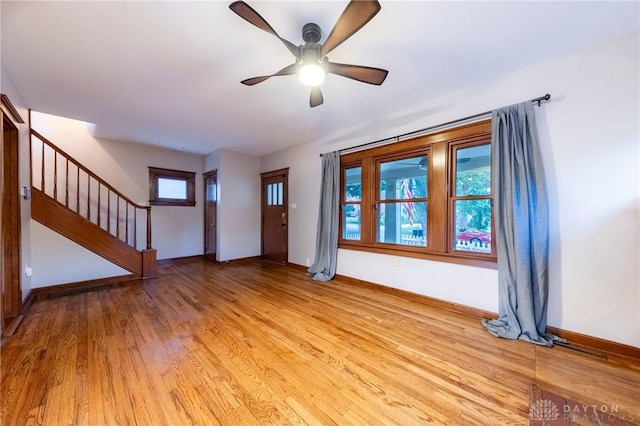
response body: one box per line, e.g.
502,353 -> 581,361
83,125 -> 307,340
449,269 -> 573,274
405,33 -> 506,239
546,326 -> 640,361
21,290 -> 36,314
29,274 -> 139,301
334,272 -> 498,320
330,272 -> 640,361
286,262 -> 309,273
157,255 -> 204,266
221,256 -> 262,265
157,255 -> 261,267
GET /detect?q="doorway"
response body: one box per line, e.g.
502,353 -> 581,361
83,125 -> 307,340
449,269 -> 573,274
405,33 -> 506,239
2,111 -> 22,333
261,168 -> 288,264
203,170 -> 217,263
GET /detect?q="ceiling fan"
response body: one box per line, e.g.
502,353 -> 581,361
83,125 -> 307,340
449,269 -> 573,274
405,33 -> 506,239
229,0 -> 389,108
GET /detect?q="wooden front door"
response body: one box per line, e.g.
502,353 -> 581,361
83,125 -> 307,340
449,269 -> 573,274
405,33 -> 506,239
203,171 -> 217,263
2,111 -> 21,332
261,169 -> 288,264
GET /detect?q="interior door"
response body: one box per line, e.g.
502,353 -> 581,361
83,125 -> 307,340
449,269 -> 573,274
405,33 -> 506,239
203,171 -> 217,263
261,169 -> 288,264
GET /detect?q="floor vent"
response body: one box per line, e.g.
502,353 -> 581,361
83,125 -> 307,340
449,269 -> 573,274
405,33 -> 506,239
555,341 -> 608,360
46,284 -> 111,299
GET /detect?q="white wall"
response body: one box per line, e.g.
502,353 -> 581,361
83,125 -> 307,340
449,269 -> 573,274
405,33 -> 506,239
29,112 -> 204,286
203,149 -> 260,261
31,221 -> 129,286
1,61 -> 33,299
261,32 -> 640,347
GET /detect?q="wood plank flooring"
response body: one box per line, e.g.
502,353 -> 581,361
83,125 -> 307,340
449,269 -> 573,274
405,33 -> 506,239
2,259 -> 639,425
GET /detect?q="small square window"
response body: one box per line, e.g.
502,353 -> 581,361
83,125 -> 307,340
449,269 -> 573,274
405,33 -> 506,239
149,167 -> 196,206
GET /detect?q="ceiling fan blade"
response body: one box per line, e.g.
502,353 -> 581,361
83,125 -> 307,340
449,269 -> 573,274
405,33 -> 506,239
241,63 -> 297,86
327,62 -> 388,85
321,0 -> 381,57
310,87 -> 323,107
229,1 -> 300,59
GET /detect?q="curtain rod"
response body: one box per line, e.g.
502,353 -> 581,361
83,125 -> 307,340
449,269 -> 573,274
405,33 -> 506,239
321,93 -> 550,157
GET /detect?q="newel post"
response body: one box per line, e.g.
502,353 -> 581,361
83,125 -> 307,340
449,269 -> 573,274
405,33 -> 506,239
141,205 -> 156,279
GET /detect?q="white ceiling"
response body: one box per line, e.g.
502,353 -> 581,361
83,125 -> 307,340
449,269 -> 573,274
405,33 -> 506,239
2,1 -> 638,157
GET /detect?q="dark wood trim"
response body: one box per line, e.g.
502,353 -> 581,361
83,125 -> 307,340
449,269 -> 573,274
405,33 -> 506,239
29,274 -> 139,301
2,111 -> 22,331
326,271 -> 640,361
148,166 -> 196,206
260,167 -> 289,178
0,94 -> 25,124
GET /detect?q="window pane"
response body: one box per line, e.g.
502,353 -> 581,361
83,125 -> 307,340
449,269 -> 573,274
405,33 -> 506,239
267,184 -> 272,205
343,204 -> 361,240
207,183 -> 216,201
377,201 -> 427,246
345,167 -> 362,202
277,182 -> 283,205
380,156 -> 427,201
454,199 -> 492,253
456,144 -> 491,196
158,177 -> 187,199
272,184 -> 277,206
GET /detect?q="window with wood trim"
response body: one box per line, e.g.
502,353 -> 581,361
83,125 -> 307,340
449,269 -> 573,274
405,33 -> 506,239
339,120 -> 496,268
149,167 -> 196,206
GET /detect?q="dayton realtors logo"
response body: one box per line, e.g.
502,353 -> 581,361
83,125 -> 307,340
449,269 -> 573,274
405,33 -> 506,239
530,398 -> 636,424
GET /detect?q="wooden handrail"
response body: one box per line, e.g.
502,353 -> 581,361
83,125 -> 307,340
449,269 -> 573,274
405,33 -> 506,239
30,128 -> 152,252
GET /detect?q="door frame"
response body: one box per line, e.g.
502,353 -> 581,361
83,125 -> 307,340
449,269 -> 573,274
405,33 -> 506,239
260,168 -> 289,264
1,98 -> 23,336
203,170 -> 217,263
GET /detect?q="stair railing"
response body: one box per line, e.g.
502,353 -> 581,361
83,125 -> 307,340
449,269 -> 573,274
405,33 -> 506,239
30,129 -> 152,251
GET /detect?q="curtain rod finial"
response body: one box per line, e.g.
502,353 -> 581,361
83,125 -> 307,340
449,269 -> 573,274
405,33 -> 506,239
536,93 -> 551,107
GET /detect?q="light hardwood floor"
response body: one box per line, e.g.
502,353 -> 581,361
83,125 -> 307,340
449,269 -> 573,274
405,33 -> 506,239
2,259 -> 639,425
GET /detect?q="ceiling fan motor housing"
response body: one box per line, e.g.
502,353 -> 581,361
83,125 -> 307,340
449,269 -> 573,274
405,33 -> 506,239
299,23 -> 324,70
302,23 -> 321,44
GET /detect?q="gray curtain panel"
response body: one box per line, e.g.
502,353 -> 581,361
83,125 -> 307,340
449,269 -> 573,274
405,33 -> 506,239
481,102 -> 562,346
308,151 -> 340,281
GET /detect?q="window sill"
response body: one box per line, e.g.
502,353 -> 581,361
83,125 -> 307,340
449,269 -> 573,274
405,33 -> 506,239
149,200 -> 196,207
338,242 -> 497,269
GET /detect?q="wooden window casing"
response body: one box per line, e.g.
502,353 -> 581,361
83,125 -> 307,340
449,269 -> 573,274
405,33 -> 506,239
339,120 -> 496,269
149,167 -> 196,206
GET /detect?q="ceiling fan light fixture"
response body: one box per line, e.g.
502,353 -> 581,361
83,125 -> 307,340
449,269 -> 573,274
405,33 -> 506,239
298,62 -> 325,87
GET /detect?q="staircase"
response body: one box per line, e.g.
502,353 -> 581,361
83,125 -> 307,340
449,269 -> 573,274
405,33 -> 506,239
30,129 -> 156,278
